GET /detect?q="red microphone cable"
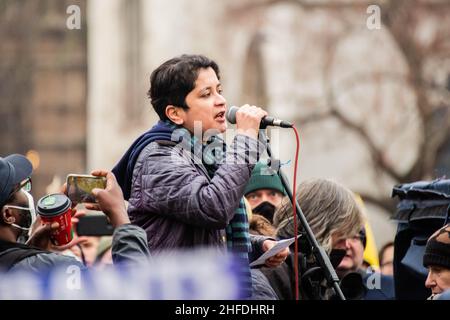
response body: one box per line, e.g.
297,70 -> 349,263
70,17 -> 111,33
292,125 -> 301,301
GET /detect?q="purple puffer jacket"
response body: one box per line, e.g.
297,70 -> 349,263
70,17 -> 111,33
127,134 -> 266,254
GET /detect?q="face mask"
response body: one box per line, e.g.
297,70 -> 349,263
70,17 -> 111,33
3,205 -> 31,243
253,201 -> 276,223
23,190 -> 36,237
3,190 -> 35,242
329,248 -> 346,269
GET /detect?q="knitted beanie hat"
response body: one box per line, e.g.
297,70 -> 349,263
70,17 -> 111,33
244,162 -> 285,196
423,224 -> 450,269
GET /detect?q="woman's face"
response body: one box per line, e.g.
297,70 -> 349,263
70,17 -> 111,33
332,233 -> 365,277
179,67 -> 227,134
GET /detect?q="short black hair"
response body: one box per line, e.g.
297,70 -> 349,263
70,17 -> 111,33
147,54 -> 220,121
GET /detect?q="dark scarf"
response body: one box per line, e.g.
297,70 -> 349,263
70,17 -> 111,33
112,120 -> 177,201
112,120 -> 253,297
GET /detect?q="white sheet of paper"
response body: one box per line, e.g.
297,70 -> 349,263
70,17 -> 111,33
250,235 -> 300,268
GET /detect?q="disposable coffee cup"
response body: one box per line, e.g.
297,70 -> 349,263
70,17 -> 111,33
36,193 -> 73,246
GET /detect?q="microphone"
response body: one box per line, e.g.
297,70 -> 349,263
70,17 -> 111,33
226,106 -> 293,128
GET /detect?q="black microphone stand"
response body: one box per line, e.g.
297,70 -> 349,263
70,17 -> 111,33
259,128 -> 346,300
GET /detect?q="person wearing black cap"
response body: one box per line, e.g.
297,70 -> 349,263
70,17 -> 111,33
423,223 -> 450,299
0,154 -> 150,273
0,154 -> 34,244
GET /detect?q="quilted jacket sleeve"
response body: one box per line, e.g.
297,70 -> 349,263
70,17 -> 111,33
130,134 -> 264,229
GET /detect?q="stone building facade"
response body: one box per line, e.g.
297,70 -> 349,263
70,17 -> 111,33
0,0 -> 87,198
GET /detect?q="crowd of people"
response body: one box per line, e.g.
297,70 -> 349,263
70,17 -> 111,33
1,54 -> 449,300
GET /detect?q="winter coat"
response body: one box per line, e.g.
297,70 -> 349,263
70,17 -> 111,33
127,134 -> 266,253
2,224 -> 149,273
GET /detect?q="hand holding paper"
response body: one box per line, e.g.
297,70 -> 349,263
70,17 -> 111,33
251,235 -> 300,268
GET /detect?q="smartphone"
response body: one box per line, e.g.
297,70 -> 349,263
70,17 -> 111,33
66,174 -> 106,204
76,214 -> 114,236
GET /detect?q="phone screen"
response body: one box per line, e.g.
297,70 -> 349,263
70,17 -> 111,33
66,174 -> 106,204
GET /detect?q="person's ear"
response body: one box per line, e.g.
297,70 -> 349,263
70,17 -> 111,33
1,207 -> 15,225
165,105 -> 185,125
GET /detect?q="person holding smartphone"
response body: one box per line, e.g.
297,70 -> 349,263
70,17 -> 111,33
0,154 -> 150,273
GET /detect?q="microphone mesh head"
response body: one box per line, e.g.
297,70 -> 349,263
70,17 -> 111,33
226,106 -> 239,124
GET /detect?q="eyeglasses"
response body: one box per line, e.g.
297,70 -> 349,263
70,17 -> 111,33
349,235 -> 364,242
9,177 -> 32,197
18,177 -> 32,192
333,235 -> 364,246
2,178 -> 32,208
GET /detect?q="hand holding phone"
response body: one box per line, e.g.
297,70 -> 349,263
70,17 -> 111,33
66,174 -> 107,204
84,170 -> 130,227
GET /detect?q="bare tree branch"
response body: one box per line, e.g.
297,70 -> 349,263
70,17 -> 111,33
328,107 -> 404,182
233,0 -> 450,217
381,0 -> 450,184
297,110 -> 334,126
